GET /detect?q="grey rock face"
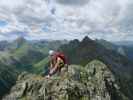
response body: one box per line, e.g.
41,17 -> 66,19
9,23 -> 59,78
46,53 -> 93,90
3,60 -> 129,100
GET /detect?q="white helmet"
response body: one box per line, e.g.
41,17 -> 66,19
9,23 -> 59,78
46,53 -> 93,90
48,50 -> 55,56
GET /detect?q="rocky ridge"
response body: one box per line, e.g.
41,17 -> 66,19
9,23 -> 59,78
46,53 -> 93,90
3,60 -> 129,100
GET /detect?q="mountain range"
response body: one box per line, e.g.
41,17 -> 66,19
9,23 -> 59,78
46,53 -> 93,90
0,36 -> 133,100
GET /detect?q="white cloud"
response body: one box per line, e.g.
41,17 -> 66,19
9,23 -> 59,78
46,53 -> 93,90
0,0 -> 133,41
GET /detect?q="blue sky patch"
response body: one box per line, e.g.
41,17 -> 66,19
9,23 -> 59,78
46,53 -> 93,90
0,20 -> 8,27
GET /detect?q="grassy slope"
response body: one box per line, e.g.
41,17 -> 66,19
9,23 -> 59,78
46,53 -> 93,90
33,57 -> 49,74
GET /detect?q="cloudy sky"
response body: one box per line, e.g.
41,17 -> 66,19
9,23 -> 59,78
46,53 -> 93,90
0,0 -> 133,41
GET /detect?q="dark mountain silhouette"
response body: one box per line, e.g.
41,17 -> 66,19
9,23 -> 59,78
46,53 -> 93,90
59,36 -> 133,99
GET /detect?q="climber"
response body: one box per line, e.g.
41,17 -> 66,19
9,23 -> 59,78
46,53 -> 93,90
45,50 -> 67,78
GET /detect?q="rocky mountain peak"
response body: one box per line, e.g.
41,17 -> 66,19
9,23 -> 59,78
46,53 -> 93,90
14,36 -> 26,43
13,36 -> 26,48
3,60 -> 129,100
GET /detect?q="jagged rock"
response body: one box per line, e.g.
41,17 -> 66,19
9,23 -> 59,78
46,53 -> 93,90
3,60 -> 129,100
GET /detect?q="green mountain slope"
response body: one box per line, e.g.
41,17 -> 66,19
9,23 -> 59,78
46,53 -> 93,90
0,61 -> 18,99
33,57 -> 49,74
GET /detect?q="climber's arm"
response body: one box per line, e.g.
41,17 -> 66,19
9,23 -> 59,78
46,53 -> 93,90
50,62 -> 53,69
49,57 -> 61,76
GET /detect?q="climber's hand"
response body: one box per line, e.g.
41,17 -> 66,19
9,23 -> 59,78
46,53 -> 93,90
45,74 -> 50,79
